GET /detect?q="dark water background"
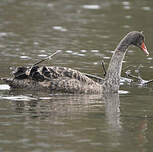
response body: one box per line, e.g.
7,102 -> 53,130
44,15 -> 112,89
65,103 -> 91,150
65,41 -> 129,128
0,0 -> 153,152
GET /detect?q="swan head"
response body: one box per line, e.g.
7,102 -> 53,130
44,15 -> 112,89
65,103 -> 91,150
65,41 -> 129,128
126,31 -> 149,56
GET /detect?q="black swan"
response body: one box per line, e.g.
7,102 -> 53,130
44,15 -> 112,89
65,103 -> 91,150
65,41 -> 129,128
1,31 -> 149,93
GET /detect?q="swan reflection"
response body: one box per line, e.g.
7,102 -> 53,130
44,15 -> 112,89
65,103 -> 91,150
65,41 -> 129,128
10,90 -> 122,133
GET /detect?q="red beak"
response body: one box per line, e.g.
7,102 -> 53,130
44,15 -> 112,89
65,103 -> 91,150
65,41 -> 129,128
141,42 -> 149,56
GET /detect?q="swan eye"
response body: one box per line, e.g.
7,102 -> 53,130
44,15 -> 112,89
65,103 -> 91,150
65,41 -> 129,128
138,37 -> 144,46
137,40 -> 143,47
134,34 -> 144,47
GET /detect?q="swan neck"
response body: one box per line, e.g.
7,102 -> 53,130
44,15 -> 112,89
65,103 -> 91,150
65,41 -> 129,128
103,37 -> 130,92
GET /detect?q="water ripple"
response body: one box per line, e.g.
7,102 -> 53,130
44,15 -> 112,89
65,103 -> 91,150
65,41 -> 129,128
122,1 -> 131,10
142,6 -> 151,11
0,84 -> 10,90
0,95 -> 37,101
52,26 -> 67,32
91,50 -> 99,53
119,90 -> 129,94
82,5 -> 101,10
20,56 -> 32,60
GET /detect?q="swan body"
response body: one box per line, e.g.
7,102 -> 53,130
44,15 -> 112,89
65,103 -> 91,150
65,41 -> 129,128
1,31 -> 149,93
3,66 -> 102,93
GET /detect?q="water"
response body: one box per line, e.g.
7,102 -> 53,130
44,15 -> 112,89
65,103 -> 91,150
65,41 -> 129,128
0,0 -> 153,152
